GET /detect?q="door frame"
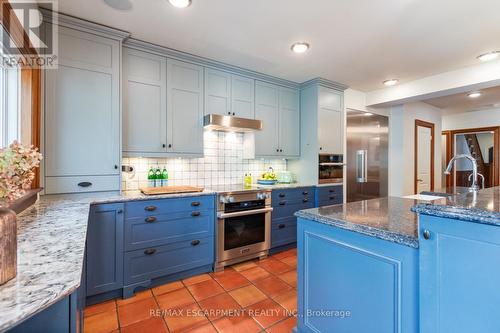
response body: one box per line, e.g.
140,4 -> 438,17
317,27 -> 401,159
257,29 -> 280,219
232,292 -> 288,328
443,126 -> 500,187
414,119 -> 435,194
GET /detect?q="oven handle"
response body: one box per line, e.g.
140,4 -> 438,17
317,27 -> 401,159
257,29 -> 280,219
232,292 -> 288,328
319,162 -> 345,166
217,207 -> 273,219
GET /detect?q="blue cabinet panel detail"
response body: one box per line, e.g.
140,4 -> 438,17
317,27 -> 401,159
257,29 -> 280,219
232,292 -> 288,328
316,185 -> 343,206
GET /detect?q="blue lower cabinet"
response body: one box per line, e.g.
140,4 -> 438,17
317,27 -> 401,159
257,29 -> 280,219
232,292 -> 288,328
124,237 -> 214,285
316,185 -> 343,207
86,203 -> 124,297
419,215 -> 500,333
271,187 -> 313,250
297,217 -> 418,333
8,292 -> 81,333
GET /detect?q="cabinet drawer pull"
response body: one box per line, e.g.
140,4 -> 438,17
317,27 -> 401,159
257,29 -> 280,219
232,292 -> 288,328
191,202 -> 201,207
278,224 -> 286,229
144,248 -> 156,255
145,216 -> 157,223
329,196 -> 336,200
279,201 -> 286,206
117,209 -> 123,214
329,189 -> 336,193
191,240 -> 200,246
191,211 -> 201,217
77,182 -> 92,188
144,206 -> 157,212
302,191 -> 308,195
278,193 -> 285,198
303,198 -> 309,203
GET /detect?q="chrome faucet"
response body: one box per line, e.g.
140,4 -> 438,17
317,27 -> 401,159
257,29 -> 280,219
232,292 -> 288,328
468,172 -> 485,190
444,154 -> 479,192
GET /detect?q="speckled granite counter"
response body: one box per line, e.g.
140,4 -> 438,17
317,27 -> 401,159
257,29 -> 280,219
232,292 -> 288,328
296,197 -> 425,248
412,186 -> 500,226
0,190 -> 216,332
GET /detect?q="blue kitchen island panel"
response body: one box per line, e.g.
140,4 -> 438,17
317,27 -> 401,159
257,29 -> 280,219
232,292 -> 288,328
297,217 -> 418,333
419,214 -> 500,333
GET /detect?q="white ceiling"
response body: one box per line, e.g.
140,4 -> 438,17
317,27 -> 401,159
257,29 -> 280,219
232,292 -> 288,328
50,0 -> 500,91
425,85 -> 500,115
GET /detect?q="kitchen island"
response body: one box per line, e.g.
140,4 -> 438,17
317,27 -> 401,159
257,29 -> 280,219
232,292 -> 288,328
295,187 -> 500,333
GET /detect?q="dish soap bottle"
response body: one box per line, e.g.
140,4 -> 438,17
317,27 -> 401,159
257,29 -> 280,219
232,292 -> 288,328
147,167 -> 156,187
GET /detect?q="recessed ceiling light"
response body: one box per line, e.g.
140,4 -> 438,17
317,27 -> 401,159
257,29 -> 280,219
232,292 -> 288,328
383,79 -> 399,86
467,91 -> 482,98
364,112 -> 374,116
103,0 -> 133,10
291,42 -> 310,54
477,51 -> 500,62
169,0 -> 192,8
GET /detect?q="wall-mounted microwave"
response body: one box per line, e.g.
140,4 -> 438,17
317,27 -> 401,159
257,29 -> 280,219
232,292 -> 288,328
319,154 -> 344,184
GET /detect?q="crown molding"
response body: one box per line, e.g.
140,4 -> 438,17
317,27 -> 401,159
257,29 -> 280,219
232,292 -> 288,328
300,77 -> 349,91
40,8 -> 130,41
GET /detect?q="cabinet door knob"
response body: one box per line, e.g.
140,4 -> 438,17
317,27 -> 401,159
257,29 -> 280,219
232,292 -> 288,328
423,229 -> 431,240
279,149 -> 283,152
191,211 -> 201,217
117,209 -> 123,214
162,144 -> 166,148
191,240 -> 201,246
144,206 -> 157,212
278,224 -> 285,229
276,148 -> 279,152
144,248 -> 156,255
145,216 -> 157,223
114,165 -> 118,169
168,144 -> 172,148
320,147 -> 323,150
228,112 -> 231,115
232,112 -> 235,116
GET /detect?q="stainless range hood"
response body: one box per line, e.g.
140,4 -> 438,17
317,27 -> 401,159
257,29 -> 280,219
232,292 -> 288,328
203,114 -> 262,132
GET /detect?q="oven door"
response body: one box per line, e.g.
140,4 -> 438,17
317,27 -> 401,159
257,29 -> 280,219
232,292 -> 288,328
217,207 -> 272,262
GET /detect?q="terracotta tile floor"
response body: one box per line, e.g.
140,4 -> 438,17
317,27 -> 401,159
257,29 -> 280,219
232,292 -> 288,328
84,248 -> 297,333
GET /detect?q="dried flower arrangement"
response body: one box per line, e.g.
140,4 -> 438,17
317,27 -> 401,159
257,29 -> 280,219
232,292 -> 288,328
0,141 -> 43,202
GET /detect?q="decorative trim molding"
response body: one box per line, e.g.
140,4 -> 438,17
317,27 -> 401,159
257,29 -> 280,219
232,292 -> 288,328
124,38 -> 300,89
300,77 -> 348,91
39,8 -> 130,41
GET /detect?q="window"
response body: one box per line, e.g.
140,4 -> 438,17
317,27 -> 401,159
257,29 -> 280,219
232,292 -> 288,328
0,28 -> 21,148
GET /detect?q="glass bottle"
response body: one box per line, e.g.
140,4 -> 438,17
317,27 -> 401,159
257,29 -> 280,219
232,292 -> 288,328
147,167 -> 156,187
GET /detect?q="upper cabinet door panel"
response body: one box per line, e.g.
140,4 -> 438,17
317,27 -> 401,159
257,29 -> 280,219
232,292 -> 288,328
279,87 -> 300,157
318,87 -> 342,111
58,27 -> 114,73
45,28 -> 120,178
255,81 -> 279,156
231,75 -> 254,119
123,49 -> 167,153
318,106 -> 343,154
205,68 -> 231,116
167,59 -> 204,155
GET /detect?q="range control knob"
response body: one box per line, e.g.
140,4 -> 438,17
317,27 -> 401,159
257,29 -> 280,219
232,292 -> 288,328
227,196 -> 235,203
257,192 -> 269,200
219,196 -> 227,203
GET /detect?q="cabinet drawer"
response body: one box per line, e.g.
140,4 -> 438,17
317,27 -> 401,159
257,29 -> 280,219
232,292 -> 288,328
272,187 -> 313,204
125,195 -> 214,218
124,211 -> 213,251
45,175 -> 119,194
318,194 -> 343,207
124,237 -> 214,285
272,200 -> 313,219
271,218 -> 297,248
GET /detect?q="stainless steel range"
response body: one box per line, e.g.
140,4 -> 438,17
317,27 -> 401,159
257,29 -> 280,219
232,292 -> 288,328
215,188 -> 272,271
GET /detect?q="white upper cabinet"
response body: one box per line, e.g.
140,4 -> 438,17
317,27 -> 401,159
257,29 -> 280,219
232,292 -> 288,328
205,68 -> 231,116
205,68 -> 255,118
318,87 -> 343,154
45,26 -> 120,194
231,74 -> 255,118
255,81 -> 300,158
123,48 -> 167,154
255,81 -> 279,156
167,59 -> 204,155
279,87 -> 300,157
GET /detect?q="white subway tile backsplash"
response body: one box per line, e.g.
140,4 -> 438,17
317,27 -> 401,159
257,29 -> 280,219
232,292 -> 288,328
122,130 -> 287,189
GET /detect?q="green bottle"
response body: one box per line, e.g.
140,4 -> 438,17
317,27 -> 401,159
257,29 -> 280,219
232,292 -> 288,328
161,167 -> 169,186
155,166 -> 162,187
147,167 -> 156,187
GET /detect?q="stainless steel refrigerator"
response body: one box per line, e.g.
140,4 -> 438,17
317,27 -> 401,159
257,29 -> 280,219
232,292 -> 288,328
346,109 -> 389,202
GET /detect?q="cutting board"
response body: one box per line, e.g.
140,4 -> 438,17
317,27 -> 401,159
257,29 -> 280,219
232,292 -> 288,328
140,186 -> 204,195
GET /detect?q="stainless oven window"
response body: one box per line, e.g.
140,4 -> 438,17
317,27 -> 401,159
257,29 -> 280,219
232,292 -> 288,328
224,212 -> 266,251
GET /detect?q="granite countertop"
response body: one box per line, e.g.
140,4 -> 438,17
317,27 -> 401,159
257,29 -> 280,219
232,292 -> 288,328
296,186 -> 500,249
412,186 -> 500,225
0,190 -> 216,332
296,197 -> 424,248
